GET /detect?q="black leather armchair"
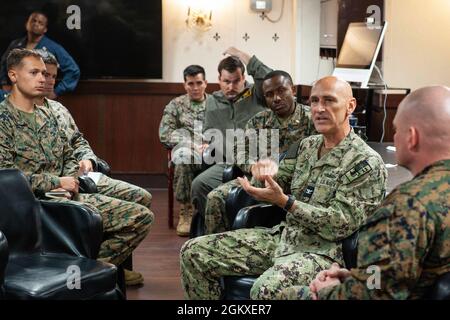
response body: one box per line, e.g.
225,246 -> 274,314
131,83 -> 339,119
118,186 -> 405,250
221,187 -> 450,300
220,186 -> 358,300
225,186 -> 259,230
424,272 -> 450,300
0,231 -> 8,299
0,169 -> 123,300
77,157 -> 111,194
96,158 -> 111,176
80,158 -> 133,290
222,165 -> 244,184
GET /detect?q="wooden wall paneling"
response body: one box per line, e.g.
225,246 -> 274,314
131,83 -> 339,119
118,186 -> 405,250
105,94 -> 168,173
57,81 -> 220,187
60,94 -> 109,163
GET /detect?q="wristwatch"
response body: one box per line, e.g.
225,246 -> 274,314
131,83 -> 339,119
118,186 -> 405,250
283,194 -> 296,211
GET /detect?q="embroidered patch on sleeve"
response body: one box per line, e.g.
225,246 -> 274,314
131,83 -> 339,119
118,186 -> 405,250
343,160 -> 373,183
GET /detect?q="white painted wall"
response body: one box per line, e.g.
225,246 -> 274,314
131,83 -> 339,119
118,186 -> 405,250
384,0 -> 450,90
163,0 -> 297,83
295,0 -> 321,85
161,0 -> 450,90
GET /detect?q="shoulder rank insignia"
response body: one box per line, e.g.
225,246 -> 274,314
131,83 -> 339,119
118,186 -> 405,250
343,160 -> 372,183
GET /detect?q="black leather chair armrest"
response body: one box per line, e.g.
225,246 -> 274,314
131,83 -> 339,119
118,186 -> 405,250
39,200 -> 103,259
225,187 -> 259,227
78,176 -> 98,194
96,158 -> 111,176
424,272 -> 450,300
222,165 -> 245,183
220,276 -> 258,300
0,230 -> 8,297
342,231 -> 359,269
201,148 -> 215,171
232,204 -> 287,230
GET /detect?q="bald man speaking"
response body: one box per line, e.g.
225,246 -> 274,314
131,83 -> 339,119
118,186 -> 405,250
291,85 -> 450,300
180,76 -> 387,300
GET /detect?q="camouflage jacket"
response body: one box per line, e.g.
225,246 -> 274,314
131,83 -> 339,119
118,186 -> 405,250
236,103 -> 316,172
319,159 -> 450,299
204,56 -> 271,161
159,94 -> 208,149
45,98 -> 97,164
0,96 -> 78,195
271,131 -> 387,263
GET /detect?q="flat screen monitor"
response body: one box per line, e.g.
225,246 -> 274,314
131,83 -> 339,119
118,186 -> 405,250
332,21 -> 387,88
0,0 -> 162,79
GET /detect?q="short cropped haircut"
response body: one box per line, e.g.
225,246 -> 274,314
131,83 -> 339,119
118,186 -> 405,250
263,70 -> 294,86
6,48 -> 43,71
217,56 -> 245,76
183,65 -> 206,81
28,11 -> 49,22
36,49 -> 60,68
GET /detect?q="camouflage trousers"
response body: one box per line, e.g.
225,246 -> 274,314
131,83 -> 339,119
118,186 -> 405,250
180,227 -> 334,300
191,164 -> 227,216
97,174 -> 153,207
204,179 -> 240,234
276,285 -> 314,300
173,164 -> 203,204
51,176 -> 154,266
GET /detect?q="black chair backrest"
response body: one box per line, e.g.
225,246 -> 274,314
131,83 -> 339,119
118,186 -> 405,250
0,230 -> 8,284
225,187 -> 259,227
96,158 -> 111,176
40,201 -> 103,259
78,176 -> 98,193
222,165 -> 244,183
425,272 -> 450,300
0,169 -> 41,254
342,231 -> 359,269
232,204 -> 287,230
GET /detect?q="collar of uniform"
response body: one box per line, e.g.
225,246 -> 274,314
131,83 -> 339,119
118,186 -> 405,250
416,158 -> 450,178
212,81 -> 253,104
181,93 -> 191,107
4,96 -> 53,131
2,95 -> 29,126
188,93 -> 208,107
307,129 -> 359,168
40,97 -> 54,112
35,98 -> 58,131
273,103 -> 303,128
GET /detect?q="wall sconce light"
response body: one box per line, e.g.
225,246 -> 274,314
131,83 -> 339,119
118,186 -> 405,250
186,6 -> 212,31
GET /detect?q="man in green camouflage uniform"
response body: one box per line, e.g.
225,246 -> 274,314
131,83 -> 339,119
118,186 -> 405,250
191,47 -> 272,229
0,49 -> 153,271
282,85 -> 450,300
35,51 -> 152,284
204,70 -> 316,234
180,76 -> 387,299
159,65 -> 208,236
